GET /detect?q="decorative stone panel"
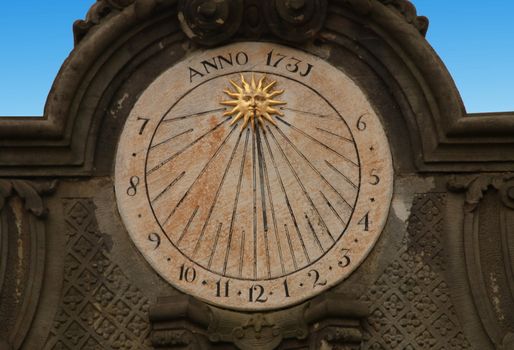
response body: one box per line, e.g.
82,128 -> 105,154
43,199 -> 152,350
361,194 -> 474,350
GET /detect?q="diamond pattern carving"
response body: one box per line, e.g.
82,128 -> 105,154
77,269 -> 99,293
361,194 -> 474,349
383,326 -> 404,348
384,293 -> 405,318
83,337 -> 102,350
52,341 -> 71,350
73,236 -> 94,257
450,333 -> 473,349
64,322 -> 87,345
80,303 -> 102,327
44,199 -> 151,350
43,194 -> 476,349
399,311 -> 422,335
432,314 -> 455,337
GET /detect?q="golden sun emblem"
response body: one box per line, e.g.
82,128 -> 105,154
221,74 -> 286,131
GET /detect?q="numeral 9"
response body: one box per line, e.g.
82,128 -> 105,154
148,232 -> 161,250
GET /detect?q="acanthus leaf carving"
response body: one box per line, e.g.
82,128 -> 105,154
0,179 -> 58,218
448,174 -> 514,212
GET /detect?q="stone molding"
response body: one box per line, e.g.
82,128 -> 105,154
0,0 -> 513,175
0,180 -> 57,350
448,175 -> 514,349
72,0 -> 428,46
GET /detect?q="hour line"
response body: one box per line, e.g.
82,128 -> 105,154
208,223 -> 223,269
260,127 -> 286,275
283,224 -> 298,271
272,123 -> 354,211
325,160 -> 358,190
262,130 -> 311,264
320,191 -> 346,227
255,123 -> 269,233
147,118 -> 229,176
315,127 -> 353,143
276,117 -> 358,168
223,129 -> 250,276
305,213 -> 324,253
162,107 -> 226,123
267,126 -> 335,244
281,106 -> 331,119
238,230 -> 246,278
192,129 -> 244,257
252,125 -> 258,280
176,206 -> 199,246
150,129 -> 193,150
151,171 -> 185,204
162,125 -> 237,227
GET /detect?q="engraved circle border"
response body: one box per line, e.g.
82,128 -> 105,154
144,70 -> 362,281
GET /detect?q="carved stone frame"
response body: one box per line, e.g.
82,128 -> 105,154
0,180 -> 57,350
448,175 -> 514,349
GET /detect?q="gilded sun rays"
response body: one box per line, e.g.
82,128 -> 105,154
221,74 -> 287,131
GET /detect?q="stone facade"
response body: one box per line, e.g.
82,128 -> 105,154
1,1 -> 513,350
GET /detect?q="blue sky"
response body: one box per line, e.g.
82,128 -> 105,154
0,1 -> 512,116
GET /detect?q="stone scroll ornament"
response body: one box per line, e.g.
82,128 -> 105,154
72,0 -> 428,47
114,42 -> 394,312
177,0 -> 328,45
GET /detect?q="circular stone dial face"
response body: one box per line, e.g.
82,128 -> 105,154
115,42 -> 393,311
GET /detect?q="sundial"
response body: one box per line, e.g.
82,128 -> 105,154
115,42 -> 393,310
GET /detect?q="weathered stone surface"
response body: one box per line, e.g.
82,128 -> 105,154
115,42 -> 393,311
1,0 -> 513,349
43,198 -> 153,350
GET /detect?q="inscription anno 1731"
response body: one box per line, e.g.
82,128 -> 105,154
188,49 -> 314,83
